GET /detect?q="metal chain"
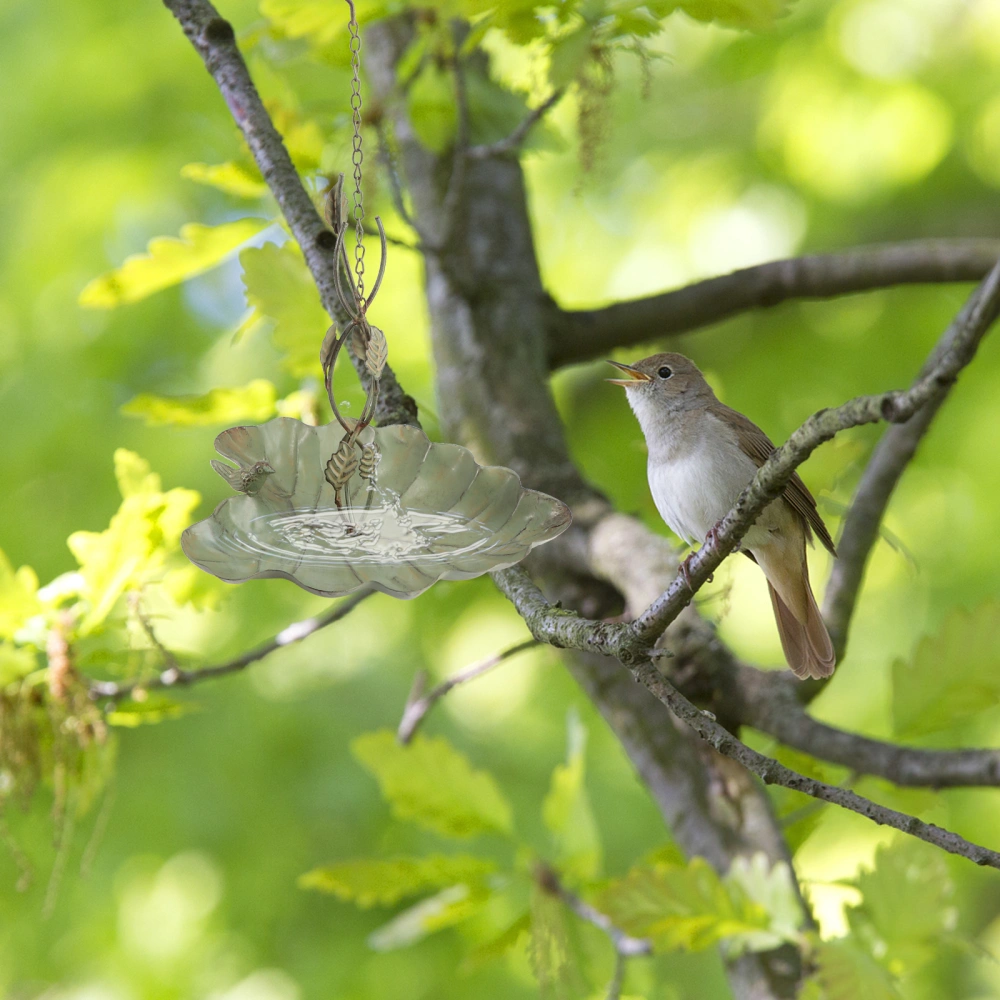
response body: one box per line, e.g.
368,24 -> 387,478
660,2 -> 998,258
346,0 -> 365,303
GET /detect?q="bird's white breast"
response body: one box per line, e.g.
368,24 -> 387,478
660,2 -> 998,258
645,413 -> 760,545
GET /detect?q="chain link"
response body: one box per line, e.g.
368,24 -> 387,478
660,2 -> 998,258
346,1 -> 365,303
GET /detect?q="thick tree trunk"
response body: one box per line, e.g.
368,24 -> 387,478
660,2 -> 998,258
367,18 -> 803,998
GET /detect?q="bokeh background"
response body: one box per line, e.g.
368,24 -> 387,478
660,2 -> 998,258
3,0 -> 1000,996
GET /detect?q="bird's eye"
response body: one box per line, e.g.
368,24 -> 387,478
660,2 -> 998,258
657,366 -> 673,379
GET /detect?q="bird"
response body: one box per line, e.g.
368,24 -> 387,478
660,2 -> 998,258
607,352 -> 836,679
211,459 -> 276,496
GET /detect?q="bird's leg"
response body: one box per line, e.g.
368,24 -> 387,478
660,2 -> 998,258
678,551 -> 698,590
705,519 -> 737,554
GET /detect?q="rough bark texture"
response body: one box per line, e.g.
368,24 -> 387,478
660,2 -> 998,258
367,17 -> 804,998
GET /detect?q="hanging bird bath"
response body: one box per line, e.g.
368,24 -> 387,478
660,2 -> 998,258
181,0 -> 570,599
182,419 -> 571,598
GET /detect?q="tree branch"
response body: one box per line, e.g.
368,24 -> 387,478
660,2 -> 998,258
88,589 -> 373,700
822,271 -> 1000,656
732,666 -> 1000,788
498,258 -> 1000,666
585,513 -> 1000,791
162,0 -> 418,427
548,239 -> 1000,369
629,661 -> 1000,870
467,89 -> 565,160
396,639 -> 539,743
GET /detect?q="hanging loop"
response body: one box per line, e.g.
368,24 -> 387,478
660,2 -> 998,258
346,0 -> 366,304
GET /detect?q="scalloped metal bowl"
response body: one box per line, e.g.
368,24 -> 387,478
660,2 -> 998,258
181,418 -> 572,599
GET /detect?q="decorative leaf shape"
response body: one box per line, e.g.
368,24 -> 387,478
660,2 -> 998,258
892,600 -> 1000,738
121,380 -> 277,427
241,242 -> 329,376
298,854 -> 496,908
351,729 -> 514,839
325,438 -> 360,490
358,444 -> 379,481
68,451 -> 200,633
180,161 -> 268,199
79,218 -> 270,308
365,326 -> 388,379
542,709 -> 602,881
366,883 -> 491,952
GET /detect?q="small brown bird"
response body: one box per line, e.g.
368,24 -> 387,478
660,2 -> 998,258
608,352 -> 836,679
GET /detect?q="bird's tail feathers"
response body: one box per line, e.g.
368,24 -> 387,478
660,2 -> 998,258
757,544 -> 835,680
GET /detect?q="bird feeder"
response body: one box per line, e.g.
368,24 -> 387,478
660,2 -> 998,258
181,1 -> 570,599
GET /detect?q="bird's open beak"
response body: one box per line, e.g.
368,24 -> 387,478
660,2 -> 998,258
605,361 -> 651,386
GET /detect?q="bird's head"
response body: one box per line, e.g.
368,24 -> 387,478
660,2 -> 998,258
606,352 -> 713,418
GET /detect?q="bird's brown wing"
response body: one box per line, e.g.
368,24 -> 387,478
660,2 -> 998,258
713,402 -> 837,557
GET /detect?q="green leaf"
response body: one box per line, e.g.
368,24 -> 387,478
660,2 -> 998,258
181,161 -> 268,199
121,379 -> 277,427
0,642 -> 38,686
679,0 -> 789,31
367,883 -> 491,951
79,218 -> 271,309
725,854 -> 804,953
892,600 -> 1000,739
542,709 -> 602,881
260,0 -> 350,46
846,838 -> 956,976
161,564 -> 228,611
462,911 -> 531,971
67,451 -> 200,633
407,64 -> 457,154
596,854 -> 800,955
0,549 -> 40,641
298,854 -> 497,907
805,940 -> 902,1000
240,242 -> 329,376
351,729 -> 514,839
549,26 -> 594,89
529,881 -> 574,997
107,696 -> 197,727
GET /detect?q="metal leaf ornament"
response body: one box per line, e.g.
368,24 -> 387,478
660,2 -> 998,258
365,326 -> 387,379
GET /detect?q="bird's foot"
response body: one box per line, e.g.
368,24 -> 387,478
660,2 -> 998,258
706,520 -> 737,553
678,553 -> 697,590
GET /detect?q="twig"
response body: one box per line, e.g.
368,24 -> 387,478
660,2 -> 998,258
374,119 -> 430,248
498,258 -> 1000,664
630,661 -> 1000,870
89,589 -> 373,701
822,273 -> 1000,657
735,667 -> 1000,788
548,239 -> 1000,369
535,862 -> 651,1000
466,89 -> 565,160
130,593 -> 180,671
162,0 -> 418,427
397,639 -> 539,743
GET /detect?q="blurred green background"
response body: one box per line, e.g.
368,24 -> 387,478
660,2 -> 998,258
3,0 -> 1000,997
